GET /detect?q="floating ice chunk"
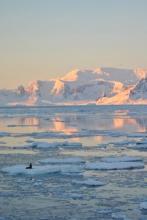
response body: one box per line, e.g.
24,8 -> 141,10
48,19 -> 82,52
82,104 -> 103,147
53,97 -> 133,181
68,193 -> 83,200
24,129 -> 126,139
112,212 -> 130,220
140,202 -> 147,210
59,164 -> 84,174
102,156 -> 143,163
136,139 -> 147,145
31,141 -> 82,149
86,161 -> 144,170
39,157 -> 85,164
33,181 -> 43,186
2,164 -> 60,175
32,141 -> 57,149
72,178 -> 105,187
2,164 -> 83,175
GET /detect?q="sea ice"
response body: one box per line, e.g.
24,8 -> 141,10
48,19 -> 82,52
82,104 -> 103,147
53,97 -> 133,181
102,156 -> 143,163
68,193 -> 83,200
59,164 -> 84,174
1,164 -> 84,175
86,161 -> 144,170
136,139 -> 147,145
112,212 -> 130,220
129,144 -> 147,151
127,133 -> 147,138
1,164 -> 60,175
140,202 -> 147,210
31,141 -> 82,149
23,129 -> 126,139
39,157 -> 85,164
72,178 -> 105,187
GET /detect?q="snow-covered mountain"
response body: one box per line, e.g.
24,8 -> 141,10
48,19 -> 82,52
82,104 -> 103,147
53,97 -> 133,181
97,77 -> 147,105
0,67 -> 147,106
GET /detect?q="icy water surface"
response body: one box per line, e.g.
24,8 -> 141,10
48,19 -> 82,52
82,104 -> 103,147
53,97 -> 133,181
0,105 -> 147,220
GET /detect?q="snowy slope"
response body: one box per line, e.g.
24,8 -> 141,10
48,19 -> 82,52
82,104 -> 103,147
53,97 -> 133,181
97,77 -> 147,105
0,67 -> 147,106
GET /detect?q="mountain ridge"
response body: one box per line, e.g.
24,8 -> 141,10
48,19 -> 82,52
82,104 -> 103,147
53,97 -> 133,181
0,67 -> 147,106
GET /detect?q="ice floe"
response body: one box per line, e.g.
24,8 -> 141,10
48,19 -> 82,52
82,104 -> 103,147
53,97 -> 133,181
11,141 -> 83,149
136,139 -> 147,145
102,156 -> 143,163
1,164 -> 60,175
18,129 -> 126,139
128,144 -> 147,151
85,156 -> 144,170
59,164 -> 84,174
127,133 -> 147,138
1,164 -> 84,175
31,141 -> 82,149
112,212 -> 130,220
39,157 -> 85,164
67,193 -> 83,200
72,178 -> 106,187
140,202 -> 147,210
86,161 -> 144,170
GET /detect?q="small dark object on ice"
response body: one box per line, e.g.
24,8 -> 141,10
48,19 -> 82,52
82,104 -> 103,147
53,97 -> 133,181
26,163 -> 32,169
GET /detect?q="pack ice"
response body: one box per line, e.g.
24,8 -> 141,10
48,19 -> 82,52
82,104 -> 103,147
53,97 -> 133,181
86,156 -> 144,170
1,164 -> 84,175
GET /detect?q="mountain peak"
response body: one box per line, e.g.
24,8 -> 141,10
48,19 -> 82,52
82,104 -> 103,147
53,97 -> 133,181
0,67 -> 147,106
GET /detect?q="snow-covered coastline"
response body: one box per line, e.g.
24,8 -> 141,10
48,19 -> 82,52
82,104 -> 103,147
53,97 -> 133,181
1,67 -> 147,106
